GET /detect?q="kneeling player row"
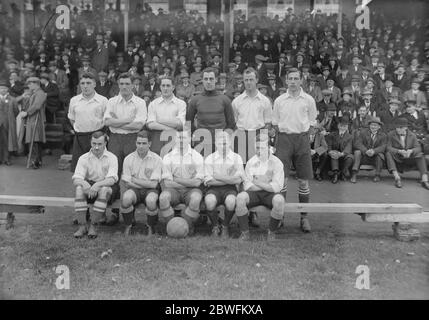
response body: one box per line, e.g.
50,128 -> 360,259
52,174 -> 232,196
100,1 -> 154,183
71,130 -> 307,240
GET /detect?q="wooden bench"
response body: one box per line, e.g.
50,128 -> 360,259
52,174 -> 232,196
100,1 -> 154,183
1,195 -> 428,240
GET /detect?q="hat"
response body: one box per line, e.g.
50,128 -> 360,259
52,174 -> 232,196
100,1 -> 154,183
322,89 -> 333,95
98,71 -> 107,77
366,77 -> 375,84
302,63 -> 310,70
212,51 -> 221,57
96,34 -> 103,41
234,51 -> 242,56
394,117 -> 408,128
388,98 -> 401,105
296,52 -> 305,58
180,73 -> 190,79
132,75 -> 142,82
405,98 -> 417,105
322,66 -> 330,71
142,91 -> 152,98
257,84 -> 268,89
341,87 -> 353,96
0,80 -> 9,88
377,62 -> 385,67
351,75 -> 361,82
411,78 -> 421,84
193,63 -> 202,68
368,116 -> 383,126
268,74 -> 276,80
7,59 -> 19,65
362,66 -> 371,72
309,75 -> 318,82
255,54 -> 268,62
26,76 -> 40,83
326,75 -> 335,82
48,60 -> 57,67
338,117 -> 349,126
40,72 -> 50,80
362,89 -> 373,96
81,55 -> 91,62
234,74 -> 243,80
179,64 -> 188,70
279,53 -> 286,58
143,62 -> 151,68
219,73 -> 227,78
384,75 -> 394,83
162,64 -> 172,71
328,56 -> 337,61
228,62 -> 236,68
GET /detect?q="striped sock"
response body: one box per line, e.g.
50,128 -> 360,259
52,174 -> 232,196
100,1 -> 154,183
298,187 -> 310,217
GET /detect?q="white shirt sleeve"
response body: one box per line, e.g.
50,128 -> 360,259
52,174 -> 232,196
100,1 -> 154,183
106,153 -> 119,183
121,155 -> 132,183
147,100 -> 156,124
134,99 -> 147,125
161,154 -> 174,181
72,155 -> 87,181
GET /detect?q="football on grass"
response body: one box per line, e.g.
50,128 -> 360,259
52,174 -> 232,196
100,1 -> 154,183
166,217 -> 189,238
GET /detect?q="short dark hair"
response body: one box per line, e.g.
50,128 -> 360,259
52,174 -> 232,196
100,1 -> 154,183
159,76 -> 174,85
137,130 -> 151,141
286,67 -> 301,78
91,131 -> 108,143
243,67 -> 258,80
80,72 -> 96,82
202,67 -> 217,77
117,72 -> 132,81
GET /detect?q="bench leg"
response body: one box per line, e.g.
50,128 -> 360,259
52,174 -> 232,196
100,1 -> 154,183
392,222 -> 420,241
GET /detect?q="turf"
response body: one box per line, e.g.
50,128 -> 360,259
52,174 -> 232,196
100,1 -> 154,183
1,209 -> 428,300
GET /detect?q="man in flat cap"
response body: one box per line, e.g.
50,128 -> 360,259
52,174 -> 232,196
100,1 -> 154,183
400,99 -> 428,140
386,117 -> 429,189
379,98 -> 402,133
253,55 -> 269,86
351,116 -> 387,183
40,72 -> 61,124
92,34 -> 109,73
0,80 -> 19,165
78,55 -> 98,85
21,77 -> 47,169
403,78 -> 427,111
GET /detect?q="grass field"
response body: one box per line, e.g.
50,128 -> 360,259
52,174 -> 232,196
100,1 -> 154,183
1,207 -> 428,300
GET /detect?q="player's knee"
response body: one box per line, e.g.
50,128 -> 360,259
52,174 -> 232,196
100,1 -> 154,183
298,179 -> 309,190
145,193 -> 158,209
204,194 -> 217,211
121,190 -> 134,208
159,191 -> 171,207
189,192 -> 202,206
354,150 -> 361,156
224,195 -> 236,211
236,192 -> 248,208
272,194 -> 285,209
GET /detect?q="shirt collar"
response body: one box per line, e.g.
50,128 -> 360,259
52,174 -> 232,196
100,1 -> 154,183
243,90 -> 263,100
214,149 -> 234,161
136,150 -> 154,160
284,88 -> 306,99
160,95 -> 178,104
119,94 -> 137,104
89,148 -> 108,160
172,145 -> 192,156
79,92 -> 102,102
